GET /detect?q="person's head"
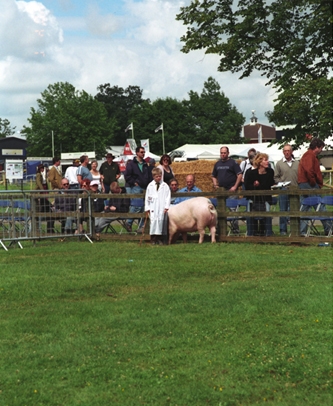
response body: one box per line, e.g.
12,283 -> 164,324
80,155 -> 89,165
220,146 -> 229,161
37,164 -> 44,173
169,178 -> 179,192
91,160 -> 98,170
90,180 -> 99,191
185,174 -> 195,190
247,148 -> 256,158
135,146 -> 145,161
253,153 -> 269,169
110,181 -> 121,193
81,178 -> 91,189
61,178 -> 70,189
282,144 -> 293,161
106,153 -> 114,162
159,154 -> 171,166
309,138 -> 325,155
73,159 -> 80,166
152,167 -> 162,183
53,157 -> 60,166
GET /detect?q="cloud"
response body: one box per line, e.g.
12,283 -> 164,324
0,0 -> 274,132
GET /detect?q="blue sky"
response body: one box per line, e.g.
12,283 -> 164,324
1,0 -> 275,137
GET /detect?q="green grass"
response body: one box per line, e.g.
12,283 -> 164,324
0,241 -> 332,405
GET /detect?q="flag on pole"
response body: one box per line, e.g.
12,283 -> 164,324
141,139 -> 150,152
258,125 -> 262,143
125,123 -> 133,132
154,123 -> 163,133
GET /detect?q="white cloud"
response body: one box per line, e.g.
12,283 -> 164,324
0,0 -> 274,132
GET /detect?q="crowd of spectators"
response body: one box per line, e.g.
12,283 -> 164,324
33,138 -> 329,239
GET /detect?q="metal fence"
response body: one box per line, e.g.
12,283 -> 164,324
0,188 -> 332,250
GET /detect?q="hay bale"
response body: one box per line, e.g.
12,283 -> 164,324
171,160 -> 218,192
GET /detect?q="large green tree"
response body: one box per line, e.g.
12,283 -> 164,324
177,0 -> 333,147
22,82 -> 115,157
95,84 -> 149,146
0,118 -> 16,138
183,77 -> 245,144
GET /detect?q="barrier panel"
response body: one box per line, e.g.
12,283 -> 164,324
0,188 -> 332,250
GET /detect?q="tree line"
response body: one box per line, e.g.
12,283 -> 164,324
3,77 -> 244,157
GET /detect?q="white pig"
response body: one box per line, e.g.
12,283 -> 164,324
168,197 -> 217,244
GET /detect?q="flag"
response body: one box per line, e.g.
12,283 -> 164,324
141,139 -> 150,152
125,123 -> 133,132
258,125 -> 262,143
154,123 -> 163,132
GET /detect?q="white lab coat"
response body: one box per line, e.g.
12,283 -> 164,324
145,181 -> 171,235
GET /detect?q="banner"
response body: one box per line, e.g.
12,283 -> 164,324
141,139 -> 150,152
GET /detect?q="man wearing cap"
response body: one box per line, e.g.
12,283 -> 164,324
65,159 -> 80,189
99,153 -> 120,193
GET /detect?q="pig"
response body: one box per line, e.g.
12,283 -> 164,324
168,197 -> 217,244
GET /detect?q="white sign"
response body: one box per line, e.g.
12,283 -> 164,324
6,159 -> 23,180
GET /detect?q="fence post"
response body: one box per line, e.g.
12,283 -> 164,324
216,190 -> 227,240
289,188 -> 300,237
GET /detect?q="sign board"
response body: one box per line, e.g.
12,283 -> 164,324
6,159 -> 24,180
2,149 -> 24,156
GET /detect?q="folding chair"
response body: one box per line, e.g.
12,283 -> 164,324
318,196 -> 333,237
0,200 -> 11,233
226,198 -> 247,236
300,196 -> 322,237
13,200 -> 31,235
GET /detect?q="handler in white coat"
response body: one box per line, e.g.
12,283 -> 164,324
145,167 -> 171,245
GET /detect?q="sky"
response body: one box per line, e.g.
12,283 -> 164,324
1,0 -> 276,134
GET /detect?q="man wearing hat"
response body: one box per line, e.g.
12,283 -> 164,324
99,153 -> 120,193
65,159 -> 80,189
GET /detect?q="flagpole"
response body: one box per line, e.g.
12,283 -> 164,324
131,123 -> 134,140
161,124 -> 165,154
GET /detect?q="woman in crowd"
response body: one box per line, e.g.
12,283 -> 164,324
35,164 -> 48,190
244,153 -> 275,236
90,160 -> 103,191
157,154 -> 174,185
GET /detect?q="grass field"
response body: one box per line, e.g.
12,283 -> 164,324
1,241 -> 332,405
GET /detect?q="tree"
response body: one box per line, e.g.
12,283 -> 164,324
183,77 -> 245,144
95,84 -> 149,145
130,97 -> 190,154
0,118 -> 16,138
22,82 -> 115,157
177,0 -> 333,146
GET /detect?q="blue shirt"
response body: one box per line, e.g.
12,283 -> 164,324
174,185 -> 202,204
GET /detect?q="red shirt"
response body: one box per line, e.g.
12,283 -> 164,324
298,149 -> 323,187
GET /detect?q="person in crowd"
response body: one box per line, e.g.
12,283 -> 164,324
36,164 -> 47,190
274,144 -> 299,235
65,159 -> 80,189
298,137 -> 329,236
212,146 -> 243,232
99,153 -> 120,193
94,181 -> 131,239
240,148 -> 257,186
54,178 -> 77,234
48,157 -> 62,189
124,146 -> 153,233
77,178 -> 91,233
35,164 -> 54,233
244,153 -> 275,236
90,159 -> 103,191
157,154 -> 174,184
169,178 -> 179,204
77,155 -> 93,186
88,180 -> 106,240
145,167 -> 171,245
173,174 -> 201,205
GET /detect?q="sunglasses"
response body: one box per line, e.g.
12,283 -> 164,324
62,183 -> 69,186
